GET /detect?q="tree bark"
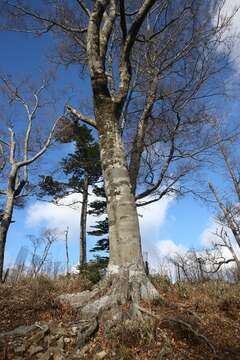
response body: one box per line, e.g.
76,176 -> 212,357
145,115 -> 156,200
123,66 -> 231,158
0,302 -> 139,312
0,191 -> 15,282
80,175 -> 89,267
0,165 -> 19,281
95,98 -> 144,273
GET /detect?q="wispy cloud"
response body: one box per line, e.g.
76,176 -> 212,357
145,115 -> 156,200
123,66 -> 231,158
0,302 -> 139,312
26,192 -> 104,242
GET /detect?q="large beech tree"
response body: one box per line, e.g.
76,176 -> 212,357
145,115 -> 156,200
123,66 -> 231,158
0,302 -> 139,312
2,0 -> 236,310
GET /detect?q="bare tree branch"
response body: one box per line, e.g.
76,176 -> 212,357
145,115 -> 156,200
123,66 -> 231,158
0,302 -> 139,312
0,143 -> 6,172
100,0 -> 116,61
87,0 -> 110,77
136,112 -> 181,200
6,2 -> 88,34
17,117 -> 60,168
23,82 -> 46,182
8,127 -> 16,165
66,105 -> 97,128
76,0 -> 91,17
219,141 -> 240,202
117,0 -> 156,104
209,182 -> 240,249
129,73 -> 159,194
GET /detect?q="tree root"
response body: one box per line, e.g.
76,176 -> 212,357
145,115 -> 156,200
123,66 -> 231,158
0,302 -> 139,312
137,305 -> 216,354
60,268 -> 160,309
161,317 -> 216,354
58,267 -> 162,348
59,267 -> 160,320
59,269 -> 217,355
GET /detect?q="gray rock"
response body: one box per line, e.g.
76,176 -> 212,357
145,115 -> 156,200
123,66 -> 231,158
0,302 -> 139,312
0,324 -> 35,338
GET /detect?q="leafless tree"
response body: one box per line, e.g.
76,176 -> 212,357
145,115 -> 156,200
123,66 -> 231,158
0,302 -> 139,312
199,227 -> 240,277
1,0 -> 238,315
208,128 -> 240,252
169,252 -> 191,282
170,232 -> 240,283
29,228 -> 58,277
170,248 -> 212,283
0,74 -> 61,282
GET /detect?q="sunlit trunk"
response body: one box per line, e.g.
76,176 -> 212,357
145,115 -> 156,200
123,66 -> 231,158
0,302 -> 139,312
0,195 -> 14,282
95,99 -> 144,273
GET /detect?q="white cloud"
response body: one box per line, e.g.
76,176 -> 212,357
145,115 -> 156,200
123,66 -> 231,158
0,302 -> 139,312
26,192 -> 104,242
200,220 -> 220,247
155,239 -> 186,257
138,196 -> 173,227
215,0 -> 240,70
26,194 -> 81,234
138,195 -> 187,271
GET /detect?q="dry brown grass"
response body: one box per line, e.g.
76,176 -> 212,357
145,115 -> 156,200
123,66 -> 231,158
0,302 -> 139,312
0,275 -> 239,359
0,274 -> 92,332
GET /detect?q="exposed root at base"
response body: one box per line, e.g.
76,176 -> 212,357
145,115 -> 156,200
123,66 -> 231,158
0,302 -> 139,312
58,268 -> 161,345
59,269 -> 217,355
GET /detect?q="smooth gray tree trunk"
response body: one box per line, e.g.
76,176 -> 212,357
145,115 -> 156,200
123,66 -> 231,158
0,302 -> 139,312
0,194 -> 14,282
95,100 -> 144,274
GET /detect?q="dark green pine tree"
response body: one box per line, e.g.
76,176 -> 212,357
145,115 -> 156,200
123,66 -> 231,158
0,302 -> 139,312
88,185 -> 109,260
39,117 -> 102,267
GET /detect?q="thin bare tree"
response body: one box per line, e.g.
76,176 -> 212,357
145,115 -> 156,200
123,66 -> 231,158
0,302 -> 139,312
200,227 -> 240,276
29,228 -> 58,277
208,128 -> 240,251
0,74 -> 61,281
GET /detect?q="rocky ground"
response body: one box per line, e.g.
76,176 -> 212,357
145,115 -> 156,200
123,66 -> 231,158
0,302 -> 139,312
0,274 -> 240,359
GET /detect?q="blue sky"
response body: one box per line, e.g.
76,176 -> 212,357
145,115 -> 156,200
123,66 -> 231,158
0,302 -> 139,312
1,5 -> 240,273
